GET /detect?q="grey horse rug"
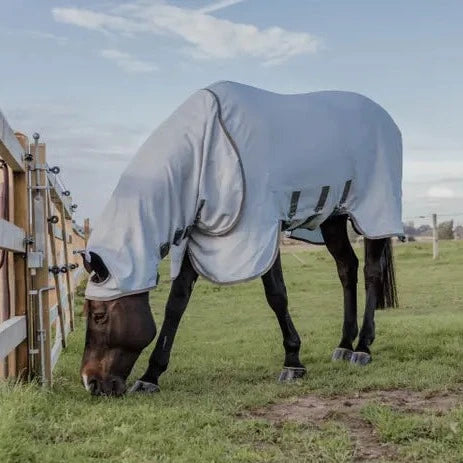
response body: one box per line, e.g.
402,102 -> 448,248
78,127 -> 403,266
85,81 -> 403,300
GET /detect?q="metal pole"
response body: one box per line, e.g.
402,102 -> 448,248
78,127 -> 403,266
32,133 -> 40,191
432,213 -> 438,259
32,286 -> 54,385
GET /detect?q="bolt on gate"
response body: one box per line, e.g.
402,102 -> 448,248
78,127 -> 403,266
0,109 -> 88,385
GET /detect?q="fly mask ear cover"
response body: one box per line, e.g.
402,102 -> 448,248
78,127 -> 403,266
82,251 -> 110,284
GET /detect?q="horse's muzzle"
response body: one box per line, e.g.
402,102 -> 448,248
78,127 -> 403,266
82,374 -> 127,397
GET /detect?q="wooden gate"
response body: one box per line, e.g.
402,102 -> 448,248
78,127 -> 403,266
0,110 -> 88,385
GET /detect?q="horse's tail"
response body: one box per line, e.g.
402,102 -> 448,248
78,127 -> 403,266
364,237 -> 398,309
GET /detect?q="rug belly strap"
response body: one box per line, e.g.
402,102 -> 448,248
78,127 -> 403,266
314,186 -> 330,212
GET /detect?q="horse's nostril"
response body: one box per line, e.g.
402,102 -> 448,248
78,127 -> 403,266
83,374 -> 126,397
105,378 -> 126,396
88,378 -> 101,396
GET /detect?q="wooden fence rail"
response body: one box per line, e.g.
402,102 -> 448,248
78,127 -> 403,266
0,110 -> 88,385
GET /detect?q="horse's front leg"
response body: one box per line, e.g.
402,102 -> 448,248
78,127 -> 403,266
130,253 -> 198,393
262,253 -> 306,382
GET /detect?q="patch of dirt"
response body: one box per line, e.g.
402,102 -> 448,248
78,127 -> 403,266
251,389 -> 463,462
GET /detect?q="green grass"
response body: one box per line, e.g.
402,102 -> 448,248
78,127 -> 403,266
1,241 -> 463,462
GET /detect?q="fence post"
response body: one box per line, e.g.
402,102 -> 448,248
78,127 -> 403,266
0,158 -> 10,378
30,139 -> 52,385
13,133 -> 30,378
84,217 -> 90,246
5,163 -> 16,377
432,213 -> 439,259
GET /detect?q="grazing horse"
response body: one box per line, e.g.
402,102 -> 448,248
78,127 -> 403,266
81,81 -> 402,396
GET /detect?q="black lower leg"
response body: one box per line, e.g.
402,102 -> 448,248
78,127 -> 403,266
321,215 -> 359,353
262,253 -> 304,370
337,263 -> 358,351
356,238 -> 386,355
139,254 -> 198,384
339,286 -> 358,350
356,288 -> 377,354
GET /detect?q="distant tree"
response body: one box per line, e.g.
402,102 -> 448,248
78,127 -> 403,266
417,224 -> 432,236
438,220 -> 454,240
454,225 -> 463,240
403,222 -> 417,236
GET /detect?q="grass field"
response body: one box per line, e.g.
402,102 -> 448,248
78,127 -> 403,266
1,241 -> 463,462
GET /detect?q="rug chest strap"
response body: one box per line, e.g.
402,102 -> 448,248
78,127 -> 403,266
160,242 -> 170,258
173,228 -> 184,245
180,199 -> 206,241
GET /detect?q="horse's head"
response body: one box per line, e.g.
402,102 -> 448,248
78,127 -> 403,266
81,254 -> 156,396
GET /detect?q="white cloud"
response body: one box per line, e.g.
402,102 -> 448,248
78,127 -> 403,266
52,3 -> 320,65
198,0 -> 246,14
426,186 -> 455,199
100,48 -> 157,73
27,30 -> 68,45
403,159 -> 463,182
0,27 -> 68,45
401,159 -> 463,223
52,8 -> 146,35
4,101 -> 152,221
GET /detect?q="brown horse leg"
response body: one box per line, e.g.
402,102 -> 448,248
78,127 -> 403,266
262,252 -> 306,382
320,215 -> 359,361
131,253 -> 198,393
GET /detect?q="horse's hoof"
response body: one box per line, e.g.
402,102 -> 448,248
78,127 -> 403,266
332,347 -> 353,362
278,366 -> 306,382
129,380 -> 160,394
350,351 -> 371,366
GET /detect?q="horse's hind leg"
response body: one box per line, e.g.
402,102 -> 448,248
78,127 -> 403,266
320,215 -> 359,361
262,252 -> 306,382
352,238 -> 387,365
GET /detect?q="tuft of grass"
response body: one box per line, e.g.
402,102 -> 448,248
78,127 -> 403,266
362,404 -> 463,460
1,241 -> 463,462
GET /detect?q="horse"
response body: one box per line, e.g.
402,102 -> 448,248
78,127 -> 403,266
80,81 -> 402,396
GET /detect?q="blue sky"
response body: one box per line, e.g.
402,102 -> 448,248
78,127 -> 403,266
1,0 -> 462,225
